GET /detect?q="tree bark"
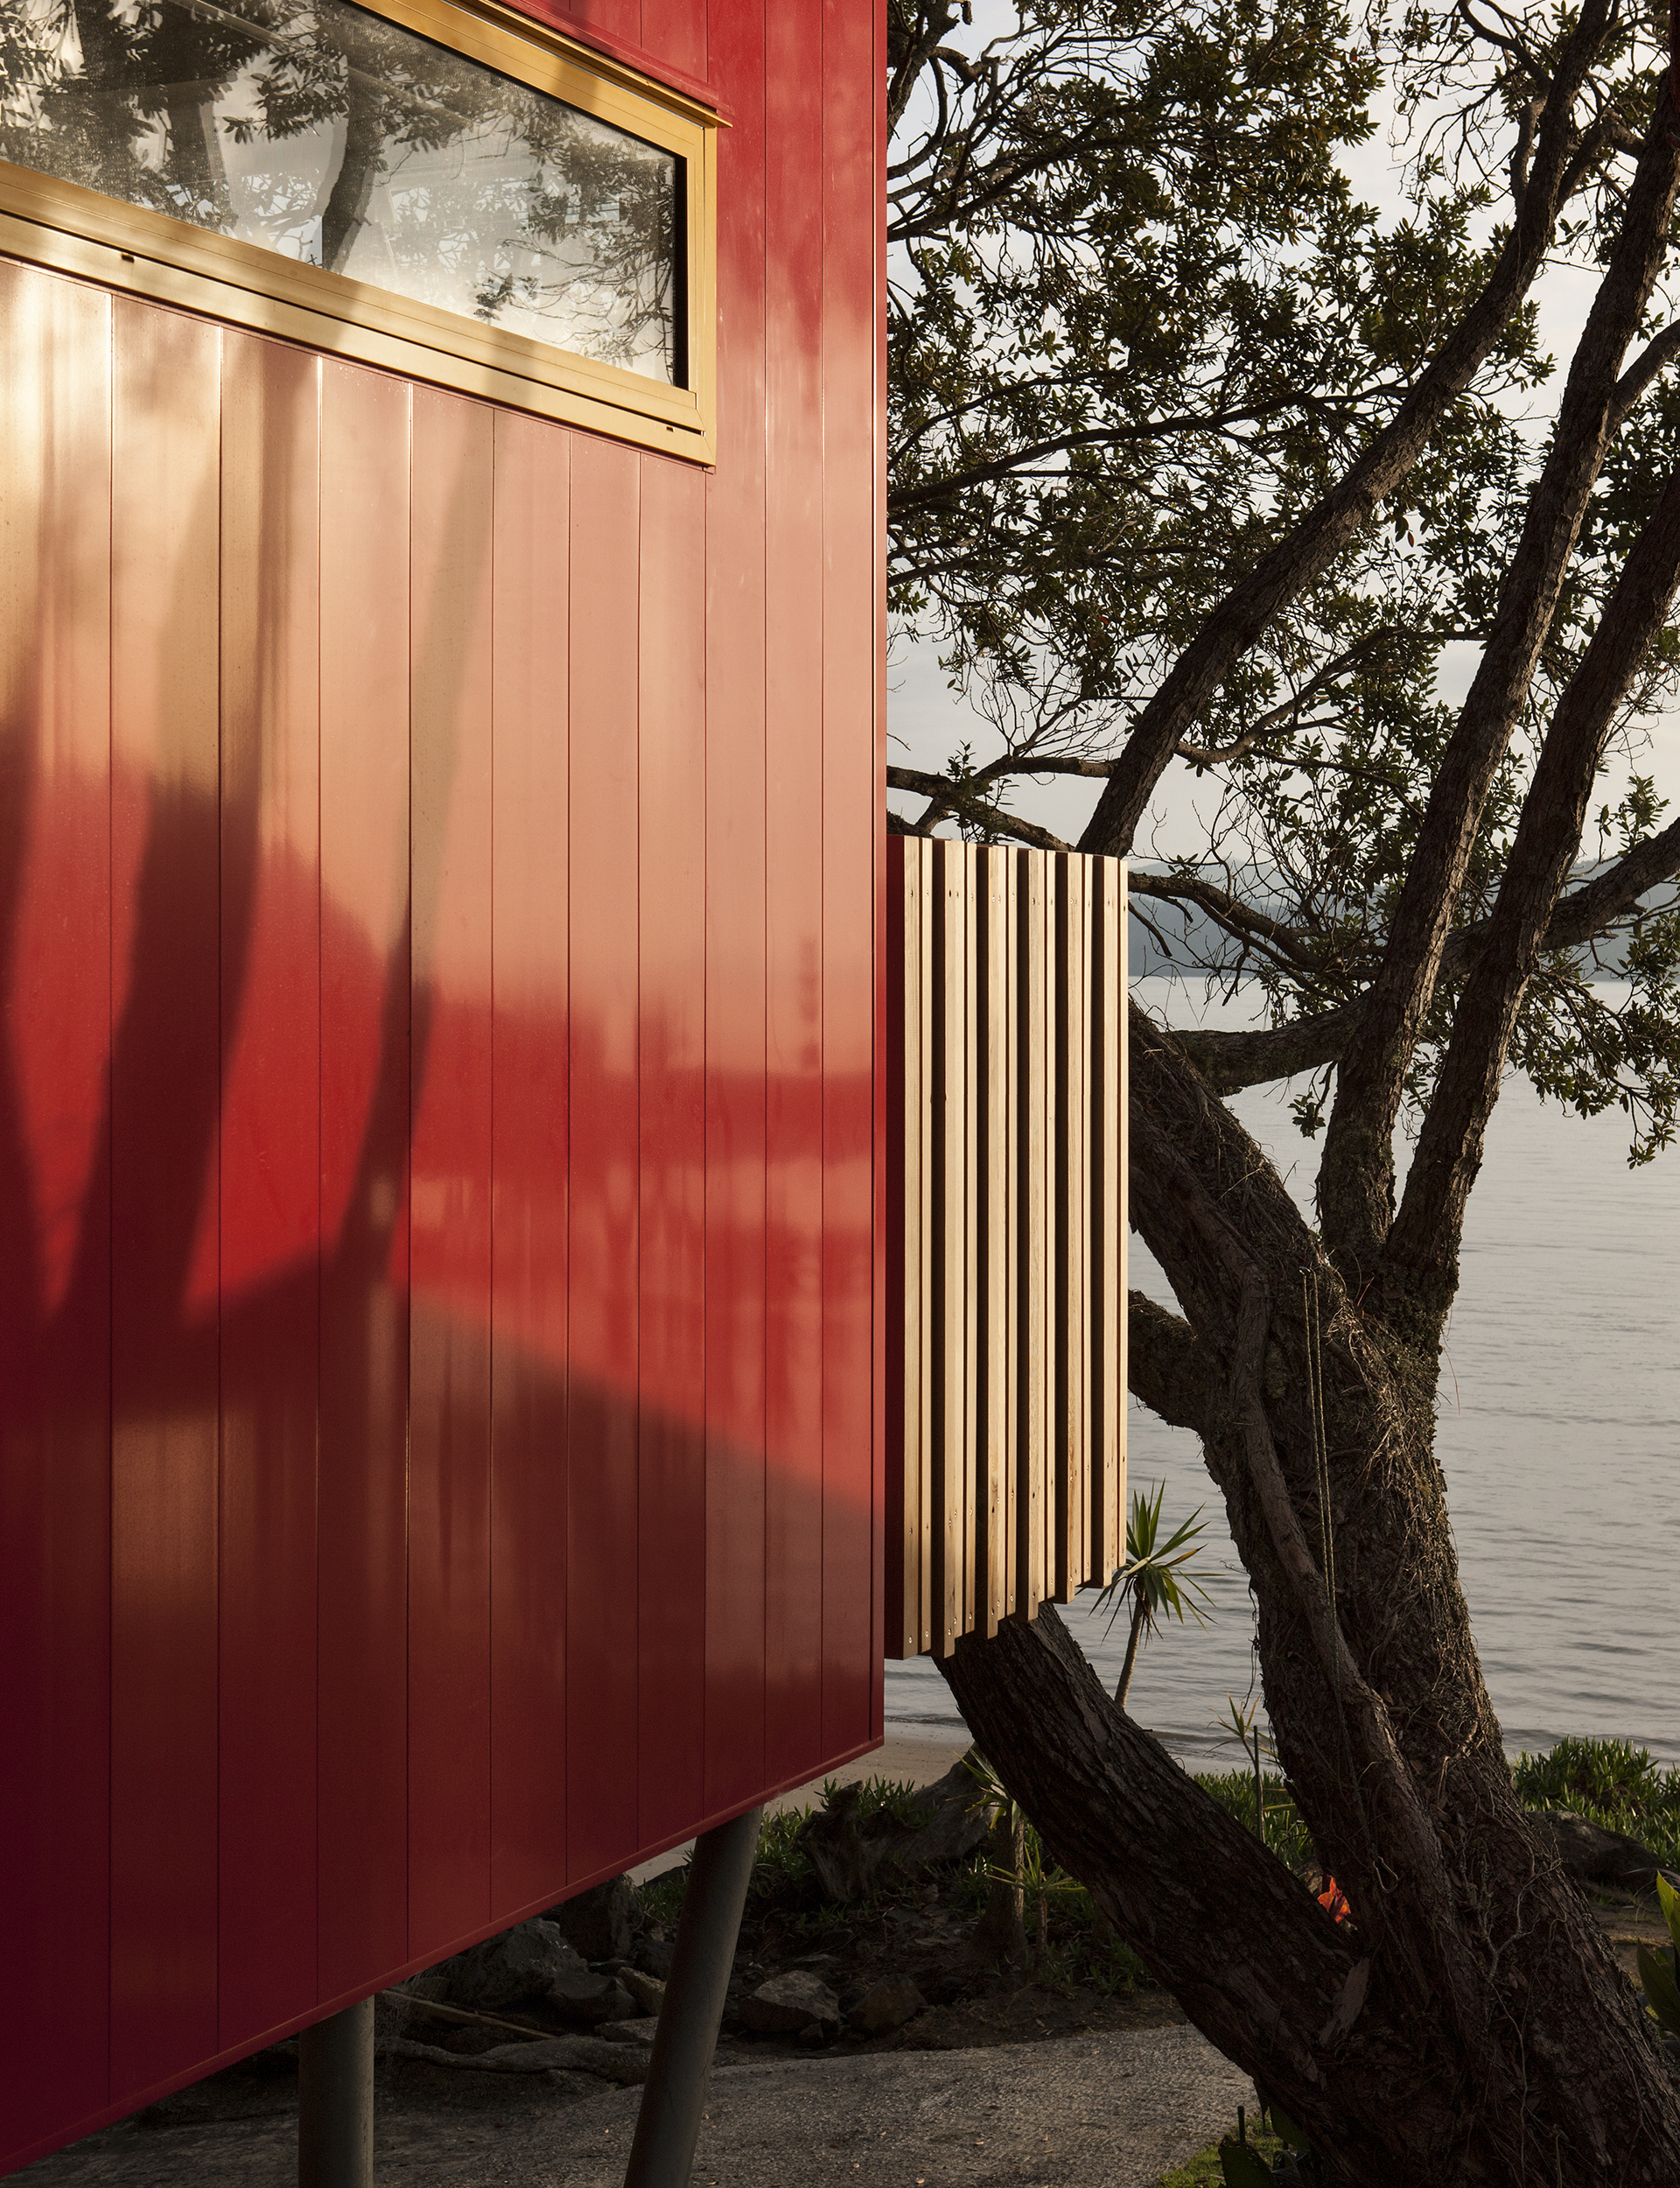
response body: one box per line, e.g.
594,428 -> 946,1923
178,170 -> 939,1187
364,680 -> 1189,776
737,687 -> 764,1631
938,1007 -> 1680,2184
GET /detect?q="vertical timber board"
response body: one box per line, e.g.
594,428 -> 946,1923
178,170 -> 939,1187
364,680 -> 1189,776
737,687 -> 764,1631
1001,849 -> 1020,1618
1050,855 -> 1070,1602
928,838 -> 963,1658
1054,853 -> 1093,1603
914,840 -> 934,1652
959,841 -> 978,1640
1117,863 -> 1129,1576
1014,848 -> 1046,1624
886,835 -> 927,1655
1085,858 -> 1094,1593
976,847 -> 1008,1637
1091,858 -> 1122,1586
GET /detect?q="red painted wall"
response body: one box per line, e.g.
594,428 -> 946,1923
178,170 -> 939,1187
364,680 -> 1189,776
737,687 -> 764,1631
0,1 -> 884,2169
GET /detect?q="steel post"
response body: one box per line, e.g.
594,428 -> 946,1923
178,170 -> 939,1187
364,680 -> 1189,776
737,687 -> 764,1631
298,1995 -> 374,2188
622,1805 -> 762,2188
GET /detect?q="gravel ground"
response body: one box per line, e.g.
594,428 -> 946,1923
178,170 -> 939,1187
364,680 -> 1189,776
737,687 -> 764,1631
19,2023 -> 1250,2188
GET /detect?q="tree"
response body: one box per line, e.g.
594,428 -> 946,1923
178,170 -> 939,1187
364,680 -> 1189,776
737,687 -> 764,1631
888,2 -> 1680,2179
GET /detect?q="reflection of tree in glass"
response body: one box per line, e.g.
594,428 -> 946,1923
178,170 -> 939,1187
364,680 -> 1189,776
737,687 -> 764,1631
0,0 -> 270,218
236,3 -> 675,370
0,0 -> 677,378
474,97 -> 674,377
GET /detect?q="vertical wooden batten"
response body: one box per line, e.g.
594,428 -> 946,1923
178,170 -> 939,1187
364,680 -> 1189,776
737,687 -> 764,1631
886,838 -> 1126,1660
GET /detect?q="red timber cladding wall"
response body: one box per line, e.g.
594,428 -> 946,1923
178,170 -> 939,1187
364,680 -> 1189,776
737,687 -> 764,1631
0,1 -> 885,2168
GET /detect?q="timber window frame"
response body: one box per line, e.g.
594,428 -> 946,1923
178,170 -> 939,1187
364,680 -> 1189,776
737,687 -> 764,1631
0,0 -> 720,459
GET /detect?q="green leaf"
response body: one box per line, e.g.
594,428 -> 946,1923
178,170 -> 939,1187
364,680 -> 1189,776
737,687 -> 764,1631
1267,2103 -> 1312,2153
1217,2138 -> 1277,2187
1636,1942 -> 1680,2040
1656,1871 -> 1680,1954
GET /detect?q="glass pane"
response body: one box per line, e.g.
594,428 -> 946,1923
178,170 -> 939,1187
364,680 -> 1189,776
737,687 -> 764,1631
0,0 -> 679,381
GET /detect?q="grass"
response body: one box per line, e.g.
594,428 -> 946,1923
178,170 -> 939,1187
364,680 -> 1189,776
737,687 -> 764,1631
1153,2119 -> 1286,2187
1195,1769 -> 1317,1876
1512,1735 -> 1680,1870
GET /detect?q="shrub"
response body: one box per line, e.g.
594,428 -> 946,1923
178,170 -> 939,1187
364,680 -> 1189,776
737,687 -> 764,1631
1195,1769 -> 1317,1876
1512,1736 -> 1680,1869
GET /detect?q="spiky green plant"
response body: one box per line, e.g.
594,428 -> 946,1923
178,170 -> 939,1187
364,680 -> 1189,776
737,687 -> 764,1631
1093,1482 -> 1214,1708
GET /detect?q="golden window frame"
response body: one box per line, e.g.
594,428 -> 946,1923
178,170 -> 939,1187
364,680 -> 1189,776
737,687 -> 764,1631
0,0 -> 720,460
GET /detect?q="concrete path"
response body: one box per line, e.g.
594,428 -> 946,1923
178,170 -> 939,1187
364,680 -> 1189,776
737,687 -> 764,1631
22,2023 -> 1250,2188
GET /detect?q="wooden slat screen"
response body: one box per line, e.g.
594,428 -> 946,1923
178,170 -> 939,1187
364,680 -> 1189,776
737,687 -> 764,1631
887,838 -> 1127,1659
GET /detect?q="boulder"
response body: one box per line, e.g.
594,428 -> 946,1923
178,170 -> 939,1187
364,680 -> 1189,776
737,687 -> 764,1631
620,1966 -> 666,2016
388,2033 -> 649,2084
848,1975 -> 926,2035
548,1969 -> 637,2026
433,1919 -> 584,2012
598,2016 -> 662,2048
547,1876 -> 640,1962
738,1971 -> 843,2037
797,1753 -> 998,1903
635,1935 -> 676,1981
1529,1807 -> 1661,1890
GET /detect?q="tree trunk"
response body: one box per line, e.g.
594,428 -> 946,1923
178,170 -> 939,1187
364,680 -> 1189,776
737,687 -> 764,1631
970,1808 -> 1028,1976
940,1010 -> 1680,2186
1115,1598 -> 1145,1709
945,1604 -> 1677,2184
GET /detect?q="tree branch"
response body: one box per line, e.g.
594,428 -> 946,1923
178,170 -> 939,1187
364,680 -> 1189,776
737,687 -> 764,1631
1382,459 -> 1680,1337
1073,0 -> 1617,866
1129,872 -> 1323,971
1126,1293 -> 1211,1435
1156,814 -> 1680,1097
885,766 -> 1074,852
1317,98 -> 1680,1285
1608,316 -> 1680,432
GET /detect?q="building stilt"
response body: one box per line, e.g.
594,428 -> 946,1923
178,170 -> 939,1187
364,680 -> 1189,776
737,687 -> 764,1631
298,1995 -> 375,2188
623,1805 -> 762,2188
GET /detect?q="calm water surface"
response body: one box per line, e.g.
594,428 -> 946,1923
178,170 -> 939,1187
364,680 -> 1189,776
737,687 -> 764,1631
886,980 -> 1680,1770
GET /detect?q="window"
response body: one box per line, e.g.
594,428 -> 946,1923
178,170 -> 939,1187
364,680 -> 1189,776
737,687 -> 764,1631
0,0 -> 718,455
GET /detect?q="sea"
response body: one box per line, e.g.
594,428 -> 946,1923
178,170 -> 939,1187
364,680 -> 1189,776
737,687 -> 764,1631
884,977 -> 1680,1773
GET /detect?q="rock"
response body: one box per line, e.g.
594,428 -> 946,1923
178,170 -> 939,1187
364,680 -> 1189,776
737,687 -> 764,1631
598,2016 -> 661,2048
547,1876 -> 640,1963
848,1975 -> 926,2035
387,2033 -> 649,2085
620,1966 -> 666,2016
635,1935 -> 676,1981
797,1752 -> 998,1903
433,1919 -> 584,2012
1530,1808 -> 1661,1890
738,1971 -> 843,2037
548,1969 -> 637,2026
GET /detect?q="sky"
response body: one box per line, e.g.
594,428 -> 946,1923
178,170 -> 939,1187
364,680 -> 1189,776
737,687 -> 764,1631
886,5 -> 1680,859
